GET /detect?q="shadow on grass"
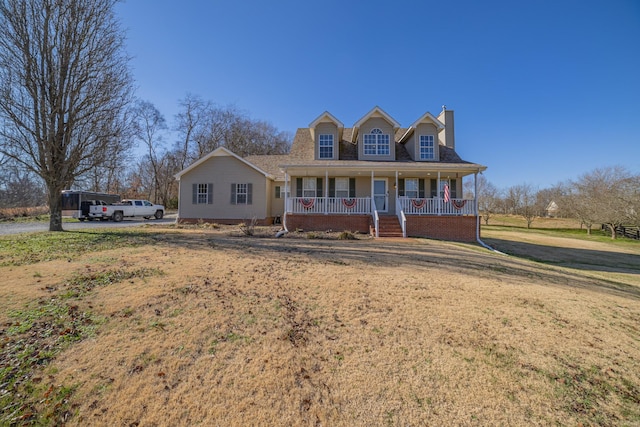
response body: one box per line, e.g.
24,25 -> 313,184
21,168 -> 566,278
482,237 -> 640,275
143,231 -> 640,301
8,226 -> 638,300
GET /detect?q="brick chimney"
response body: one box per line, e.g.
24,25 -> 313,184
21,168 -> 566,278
437,106 -> 455,150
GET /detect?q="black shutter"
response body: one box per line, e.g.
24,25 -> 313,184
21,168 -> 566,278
349,178 -> 356,198
451,180 -> 457,199
316,178 -> 323,197
419,179 -> 425,198
398,178 -> 405,197
296,178 -> 302,197
247,183 -> 253,205
230,184 -> 236,204
430,179 -> 438,198
192,184 -> 197,204
329,178 -> 335,197
208,183 -> 213,204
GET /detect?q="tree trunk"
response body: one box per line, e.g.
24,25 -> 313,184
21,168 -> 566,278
47,185 -> 64,232
606,224 -> 617,239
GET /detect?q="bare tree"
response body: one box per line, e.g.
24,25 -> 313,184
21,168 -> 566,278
133,100 -> 167,203
474,175 -> 501,225
174,95 -> 292,166
507,183 -> 539,228
174,94 -> 212,169
0,162 -> 46,208
571,166 -> 640,239
0,0 -> 133,231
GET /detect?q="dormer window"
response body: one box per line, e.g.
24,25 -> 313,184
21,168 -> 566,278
419,135 -> 435,160
363,128 -> 390,155
319,134 -> 333,159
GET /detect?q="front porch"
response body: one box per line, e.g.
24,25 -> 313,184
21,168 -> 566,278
280,167 -> 483,241
284,196 -> 478,241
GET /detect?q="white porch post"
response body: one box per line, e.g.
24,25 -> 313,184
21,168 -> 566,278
370,170 -> 374,211
324,169 -> 328,215
284,171 -> 289,213
437,171 -> 441,216
475,171 -> 480,241
474,171 -> 479,217
395,170 -> 398,202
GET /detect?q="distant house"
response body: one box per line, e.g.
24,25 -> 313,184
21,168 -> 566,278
174,106 -> 487,242
546,201 -> 560,217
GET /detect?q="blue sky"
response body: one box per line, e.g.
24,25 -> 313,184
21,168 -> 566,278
116,0 -> 640,190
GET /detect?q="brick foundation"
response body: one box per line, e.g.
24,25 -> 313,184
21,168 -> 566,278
285,214 -> 372,234
178,217 -> 275,226
406,215 -> 478,242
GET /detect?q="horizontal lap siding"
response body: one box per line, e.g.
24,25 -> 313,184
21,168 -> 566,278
178,156 -> 268,220
406,216 -> 477,242
286,214 -> 371,234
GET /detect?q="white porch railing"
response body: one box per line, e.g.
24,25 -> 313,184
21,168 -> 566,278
396,198 -> 407,238
398,197 -> 476,216
285,197 -> 476,216
286,197 -> 371,215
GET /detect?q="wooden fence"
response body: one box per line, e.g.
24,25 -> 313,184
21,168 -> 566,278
602,224 -> 640,240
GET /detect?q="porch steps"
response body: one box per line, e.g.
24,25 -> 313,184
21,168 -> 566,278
376,216 -> 404,238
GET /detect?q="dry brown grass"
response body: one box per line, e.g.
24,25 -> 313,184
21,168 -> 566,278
485,214 -> 586,229
0,206 -> 49,221
1,226 -> 639,426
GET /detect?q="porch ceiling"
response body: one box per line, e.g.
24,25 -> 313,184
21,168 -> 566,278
281,163 -> 486,178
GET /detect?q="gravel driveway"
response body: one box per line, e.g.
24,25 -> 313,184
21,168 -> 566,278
0,215 -> 177,235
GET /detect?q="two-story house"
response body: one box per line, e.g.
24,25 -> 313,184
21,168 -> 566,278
174,106 -> 487,241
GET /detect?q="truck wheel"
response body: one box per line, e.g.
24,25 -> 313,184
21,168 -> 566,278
113,211 -> 124,222
154,210 -> 164,220
79,218 -> 85,222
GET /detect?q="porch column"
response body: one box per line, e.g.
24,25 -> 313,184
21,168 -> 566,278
395,170 -> 398,203
474,171 -> 479,216
284,171 -> 289,214
370,170 -> 375,212
437,171 -> 441,216
475,171 -> 480,240
324,169 -> 328,215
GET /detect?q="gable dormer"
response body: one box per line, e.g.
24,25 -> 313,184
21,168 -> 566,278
309,111 -> 344,160
399,111 -> 445,161
352,106 -> 400,161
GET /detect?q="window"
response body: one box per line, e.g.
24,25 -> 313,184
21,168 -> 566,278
319,134 -> 333,159
192,183 -> 213,204
419,135 -> 435,160
404,179 -> 419,198
302,177 -> 316,198
364,128 -> 390,155
236,183 -> 247,204
197,184 -> 208,204
230,183 -> 252,205
335,178 -> 349,198
275,186 -> 282,199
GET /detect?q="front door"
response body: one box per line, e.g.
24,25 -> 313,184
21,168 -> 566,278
373,178 -> 388,212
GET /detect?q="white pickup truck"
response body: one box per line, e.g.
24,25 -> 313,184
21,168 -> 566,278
89,199 -> 165,222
